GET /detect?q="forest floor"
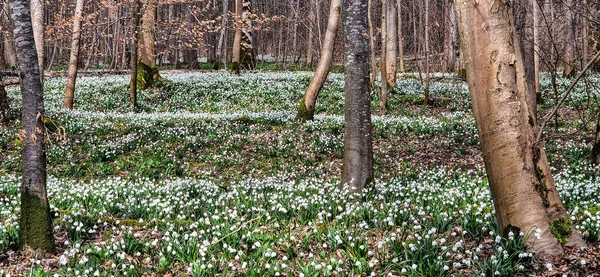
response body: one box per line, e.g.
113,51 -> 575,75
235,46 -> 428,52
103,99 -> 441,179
1,71 -> 599,276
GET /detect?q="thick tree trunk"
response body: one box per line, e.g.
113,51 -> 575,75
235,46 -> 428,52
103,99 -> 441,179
342,0 -> 373,191
514,0 -> 537,115
63,0 -> 86,109
385,0 -> 397,88
231,0 -> 255,73
30,0 -> 44,82
137,0 -> 159,89
456,0 -> 586,258
10,0 -> 55,252
563,0 -> 576,78
295,0 -> 342,121
130,0 -> 142,108
396,0 -> 404,73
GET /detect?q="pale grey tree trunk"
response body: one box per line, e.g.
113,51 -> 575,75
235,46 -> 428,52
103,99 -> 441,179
306,0 -> 315,66
380,0 -> 388,110
368,0 -> 377,88
424,0 -> 430,104
216,0 -> 229,68
342,0 -> 374,191
563,0 -> 576,78
1,4 -> 17,69
63,0 -> 86,109
385,0 -> 397,88
10,0 -> 54,252
396,0 -> 404,72
30,0 -> 43,82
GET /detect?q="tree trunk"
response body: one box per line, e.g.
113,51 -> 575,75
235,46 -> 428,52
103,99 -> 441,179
306,0 -> 315,66
231,0 -> 255,73
563,0 -> 576,78
342,0 -> 373,191
63,0 -> 86,109
380,0 -> 388,110
216,0 -> 229,69
533,0 -> 541,96
137,0 -> 159,89
396,0 -> 404,73
447,0 -> 459,72
2,4 -> 17,69
130,0 -> 142,108
514,0 -> 537,115
592,116 -> 600,165
296,0 -> 342,121
368,0 -> 377,89
30,0 -> 44,83
10,0 -> 55,252
0,76 -> 8,125
456,0 -> 586,258
424,0 -> 430,104
385,0 -> 397,88
582,0 -> 589,66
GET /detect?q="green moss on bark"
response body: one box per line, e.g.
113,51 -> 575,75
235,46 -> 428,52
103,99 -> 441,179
549,217 -> 573,245
137,61 -> 161,89
534,166 -> 550,207
19,190 -> 55,252
295,96 -> 315,122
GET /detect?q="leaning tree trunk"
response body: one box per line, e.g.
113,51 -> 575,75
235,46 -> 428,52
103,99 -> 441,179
137,0 -> 159,89
10,0 -> 55,252
295,0 -> 342,121
456,0 -> 586,258
385,0 -> 397,88
563,0 -> 576,78
342,0 -> 373,191
63,0 -> 86,109
130,0 -> 142,108
30,0 -> 43,83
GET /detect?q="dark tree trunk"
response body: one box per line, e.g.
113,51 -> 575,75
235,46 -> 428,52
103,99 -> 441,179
10,0 -> 55,252
592,117 -> 600,165
0,76 -> 8,125
514,0 -> 537,115
342,0 -> 374,191
130,0 -> 142,108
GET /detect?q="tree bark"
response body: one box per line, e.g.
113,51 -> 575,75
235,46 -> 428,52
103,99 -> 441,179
396,0 -> 404,73
216,0 -> 229,69
10,0 -> 55,252
533,0 -> 541,95
296,0 -> 342,121
130,0 -> 142,108
456,0 -> 586,258
0,75 -> 8,125
137,0 -> 159,89
1,4 -> 17,69
446,0 -> 459,72
385,0 -> 397,88
368,0 -> 377,89
380,0 -> 388,110
231,0 -> 255,73
514,0 -> 537,115
563,0 -> 576,78
30,0 -> 44,82
63,0 -> 86,109
306,0 -> 315,66
593,116 -> 600,165
424,0 -> 430,104
342,0 -> 373,191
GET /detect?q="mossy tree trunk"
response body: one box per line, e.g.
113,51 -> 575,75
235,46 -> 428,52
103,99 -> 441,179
295,0 -> 342,121
456,0 -> 586,258
342,0 -> 374,191
10,0 -> 55,252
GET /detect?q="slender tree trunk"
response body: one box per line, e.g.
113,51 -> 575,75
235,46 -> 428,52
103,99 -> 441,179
306,0 -> 315,66
216,0 -> 229,69
0,75 -> 8,125
582,0 -> 589,66
30,0 -> 44,83
563,0 -> 576,78
397,0 -> 404,73
380,0 -> 388,110
291,0 -> 299,63
342,0 -> 373,191
424,0 -> 430,104
592,116 -> 600,164
456,0 -> 586,257
296,0 -> 342,121
63,0 -> 86,109
386,0 -> 397,88
232,0 -> 242,72
2,4 -> 17,69
130,0 -> 142,108
446,0 -> 459,72
368,0 -> 377,89
10,0 -> 55,252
